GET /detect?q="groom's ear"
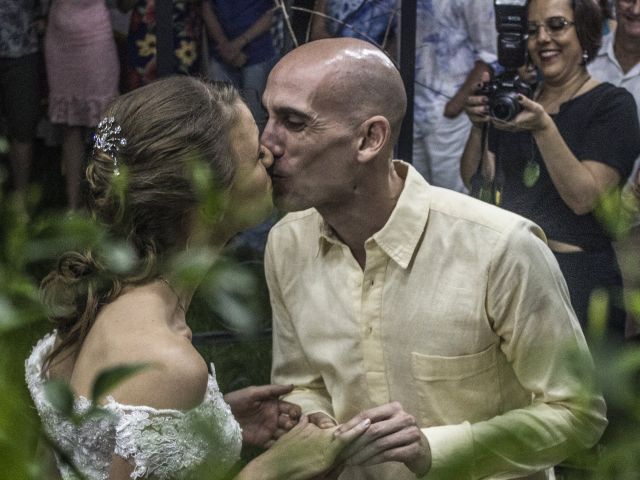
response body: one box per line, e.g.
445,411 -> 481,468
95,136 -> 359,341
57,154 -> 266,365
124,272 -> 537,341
356,116 -> 391,164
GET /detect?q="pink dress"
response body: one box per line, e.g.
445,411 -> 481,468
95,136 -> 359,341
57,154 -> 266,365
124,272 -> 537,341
45,0 -> 119,127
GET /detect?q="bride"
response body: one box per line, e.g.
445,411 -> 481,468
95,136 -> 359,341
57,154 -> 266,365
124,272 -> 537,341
25,76 -> 370,479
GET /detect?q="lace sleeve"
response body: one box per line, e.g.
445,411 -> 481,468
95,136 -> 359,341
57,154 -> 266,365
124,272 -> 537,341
110,375 -> 242,479
26,333 -> 242,480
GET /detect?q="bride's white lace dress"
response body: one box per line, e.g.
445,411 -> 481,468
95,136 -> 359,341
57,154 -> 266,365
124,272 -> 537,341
25,332 -> 243,479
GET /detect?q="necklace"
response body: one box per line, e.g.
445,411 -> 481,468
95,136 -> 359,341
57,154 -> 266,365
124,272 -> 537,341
565,73 -> 592,101
535,73 -> 592,110
158,277 -> 187,314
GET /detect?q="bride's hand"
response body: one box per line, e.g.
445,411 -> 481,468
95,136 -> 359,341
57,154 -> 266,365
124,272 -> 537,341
241,415 -> 370,480
224,384 -> 301,449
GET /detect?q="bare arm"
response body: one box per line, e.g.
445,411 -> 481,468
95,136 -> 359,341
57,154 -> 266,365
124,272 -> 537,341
202,1 -> 229,46
310,0 -> 331,40
203,3 -> 273,66
235,9 -> 274,47
202,1 -> 246,67
460,125 -> 486,189
461,72 -> 492,188
531,113 -> 620,215
496,95 -> 620,215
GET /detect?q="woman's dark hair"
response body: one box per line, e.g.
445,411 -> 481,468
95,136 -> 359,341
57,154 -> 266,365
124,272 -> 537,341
42,76 -> 241,367
598,0 -> 612,20
572,0 -> 603,63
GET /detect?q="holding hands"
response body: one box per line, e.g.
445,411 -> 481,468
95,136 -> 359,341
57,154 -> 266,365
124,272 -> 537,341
336,402 -> 431,477
242,415 -> 371,480
285,402 -> 431,476
216,38 -> 247,68
224,384 -> 301,448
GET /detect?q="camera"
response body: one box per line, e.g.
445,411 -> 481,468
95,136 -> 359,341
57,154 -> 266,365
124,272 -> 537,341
480,0 -> 533,121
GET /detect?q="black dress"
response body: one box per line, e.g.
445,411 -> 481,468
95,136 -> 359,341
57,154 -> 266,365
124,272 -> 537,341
488,82 -> 640,340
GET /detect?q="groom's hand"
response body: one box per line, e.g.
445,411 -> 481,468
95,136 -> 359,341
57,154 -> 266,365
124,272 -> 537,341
224,384 -> 301,449
308,412 -> 338,429
336,402 -> 431,476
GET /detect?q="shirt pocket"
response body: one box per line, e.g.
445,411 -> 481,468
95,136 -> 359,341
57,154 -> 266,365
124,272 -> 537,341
411,343 -> 500,425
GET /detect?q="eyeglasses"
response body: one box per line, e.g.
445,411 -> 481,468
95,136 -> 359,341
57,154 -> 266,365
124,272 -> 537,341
527,16 -> 576,37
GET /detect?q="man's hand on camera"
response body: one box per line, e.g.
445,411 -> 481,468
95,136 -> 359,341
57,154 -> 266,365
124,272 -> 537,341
464,72 -> 492,128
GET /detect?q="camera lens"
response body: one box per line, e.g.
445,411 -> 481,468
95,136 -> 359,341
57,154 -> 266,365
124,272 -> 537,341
490,93 -> 521,121
492,102 -> 514,121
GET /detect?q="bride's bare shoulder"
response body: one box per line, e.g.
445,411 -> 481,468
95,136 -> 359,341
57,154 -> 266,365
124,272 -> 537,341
105,334 -> 209,411
73,317 -> 209,411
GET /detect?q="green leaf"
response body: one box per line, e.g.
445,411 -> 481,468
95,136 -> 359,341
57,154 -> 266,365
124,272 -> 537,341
100,241 -> 136,274
594,187 -> 634,239
208,288 -> 260,336
91,363 -> 148,402
0,137 -> 9,155
523,161 -> 540,188
629,290 -> 640,319
587,288 -> 609,342
0,295 -> 20,332
43,380 -> 75,417
168,247 -> 220,287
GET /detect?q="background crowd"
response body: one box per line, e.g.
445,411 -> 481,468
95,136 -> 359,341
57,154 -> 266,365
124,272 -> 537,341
2,0 -> 638,339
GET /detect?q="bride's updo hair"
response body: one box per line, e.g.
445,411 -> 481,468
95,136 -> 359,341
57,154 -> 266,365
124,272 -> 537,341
42,76 -> 241,365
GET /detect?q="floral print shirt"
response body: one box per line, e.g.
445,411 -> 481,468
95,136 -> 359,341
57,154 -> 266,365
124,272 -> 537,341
126,0 -> 202,91
325,0 -> 397,45
414,0 -> 497,126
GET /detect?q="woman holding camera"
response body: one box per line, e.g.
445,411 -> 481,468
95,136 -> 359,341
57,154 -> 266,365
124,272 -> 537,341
461,0 -> 640,340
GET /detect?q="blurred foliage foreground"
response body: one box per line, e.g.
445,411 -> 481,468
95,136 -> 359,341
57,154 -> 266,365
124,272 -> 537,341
0,151 -> 640,478
0,152 -> 272,478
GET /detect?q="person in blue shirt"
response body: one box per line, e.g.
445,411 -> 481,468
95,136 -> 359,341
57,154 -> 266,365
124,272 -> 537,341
203,0 -> 277,129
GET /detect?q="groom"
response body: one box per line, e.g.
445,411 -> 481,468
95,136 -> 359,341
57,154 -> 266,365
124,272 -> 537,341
262,38 -> 607,478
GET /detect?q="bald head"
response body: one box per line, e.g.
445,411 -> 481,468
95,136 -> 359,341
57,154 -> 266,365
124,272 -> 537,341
270,38 -> 407,142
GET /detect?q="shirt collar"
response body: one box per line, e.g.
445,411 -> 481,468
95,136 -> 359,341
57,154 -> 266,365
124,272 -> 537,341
318,161 -> 431,269
603,32 -> 618,66
598,32 -> 640,78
